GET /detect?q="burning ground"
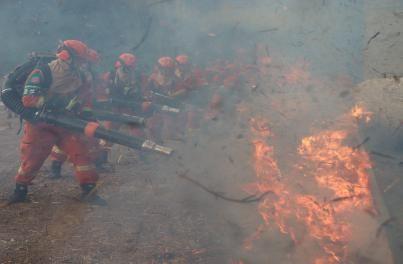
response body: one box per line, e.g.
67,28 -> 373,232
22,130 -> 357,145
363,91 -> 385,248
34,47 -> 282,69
0,0 -> 402,263
0,49 -> 397,263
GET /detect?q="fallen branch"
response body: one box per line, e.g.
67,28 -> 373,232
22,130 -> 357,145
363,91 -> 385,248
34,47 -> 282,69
367,31 -> 380,46
383,178 -> 400,193
329,195 -> 357,203
131,16 -> 153,52
370,151 -> 397,160
370,68 -> 403,79
376,217 -> 396,238
177,171 -> 273,204
353,137 -> 370,150
371,67 -> 382,75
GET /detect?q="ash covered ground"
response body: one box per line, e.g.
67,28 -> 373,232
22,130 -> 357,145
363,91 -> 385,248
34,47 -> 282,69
0,0 -> 402,263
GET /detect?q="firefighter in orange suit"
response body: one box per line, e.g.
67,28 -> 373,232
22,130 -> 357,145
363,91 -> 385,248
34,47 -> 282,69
147,56 -> 177,141
97,53 -> 147,147
8,40 -> 105,205
48,48 -> 105,179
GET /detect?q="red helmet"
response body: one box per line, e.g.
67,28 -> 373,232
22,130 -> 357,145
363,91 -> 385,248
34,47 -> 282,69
175,54 -> 189,65
115,53 -> 136,69
158,56 -> 175,68
57,40 -> 90,61
87,49 -> 100,64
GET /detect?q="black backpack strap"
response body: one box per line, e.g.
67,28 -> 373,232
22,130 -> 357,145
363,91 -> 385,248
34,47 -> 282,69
35,58 -> 52,89
1,56 -> 53,134
17,117 -> 23,135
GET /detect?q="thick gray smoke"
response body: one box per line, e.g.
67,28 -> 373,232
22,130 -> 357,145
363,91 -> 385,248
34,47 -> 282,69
0,0 -> 365,78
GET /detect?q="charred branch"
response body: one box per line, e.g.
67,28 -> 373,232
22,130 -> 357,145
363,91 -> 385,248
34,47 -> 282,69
177,171 -> 273,204
131,16 -> 153,52
366,31 -> 380,46
370,151 -> 397,160
376,217 -> 396,238
353,136 -> 370,150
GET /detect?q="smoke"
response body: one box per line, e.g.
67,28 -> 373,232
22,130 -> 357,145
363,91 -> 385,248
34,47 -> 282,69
0,0 -> 151,72
1,0 -> 401,263
0,0 -> 365,77
148,0 -> 365,78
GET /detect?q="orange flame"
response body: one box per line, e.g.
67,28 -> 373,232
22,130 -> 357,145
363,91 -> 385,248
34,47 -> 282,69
246,118 -> 295,248
351,105 -> 372,123
298,131 -> 374,210
246,115 -> 375,263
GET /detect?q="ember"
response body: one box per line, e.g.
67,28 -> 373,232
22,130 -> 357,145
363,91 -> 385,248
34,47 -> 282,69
351,104 -> 373,123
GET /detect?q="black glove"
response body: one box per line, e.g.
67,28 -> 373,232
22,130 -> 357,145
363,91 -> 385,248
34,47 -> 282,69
21,108 -> 41,123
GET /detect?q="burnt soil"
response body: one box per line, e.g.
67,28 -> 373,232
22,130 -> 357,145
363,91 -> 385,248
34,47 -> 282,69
1,32 -> 403,262
0,96 -> 266,263
0,70 -> 402,263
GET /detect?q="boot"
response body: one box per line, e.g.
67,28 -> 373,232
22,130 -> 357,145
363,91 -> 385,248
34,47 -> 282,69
49,160 -> 62,179
95,150 -> 113,172
95,150 -> 108,167
8,184 -> 28,204
80,184 -> 107,206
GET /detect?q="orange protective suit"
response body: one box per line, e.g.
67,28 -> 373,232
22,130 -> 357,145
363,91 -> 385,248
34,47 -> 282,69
16,123 -> 98,185
15,57 -> 98,186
